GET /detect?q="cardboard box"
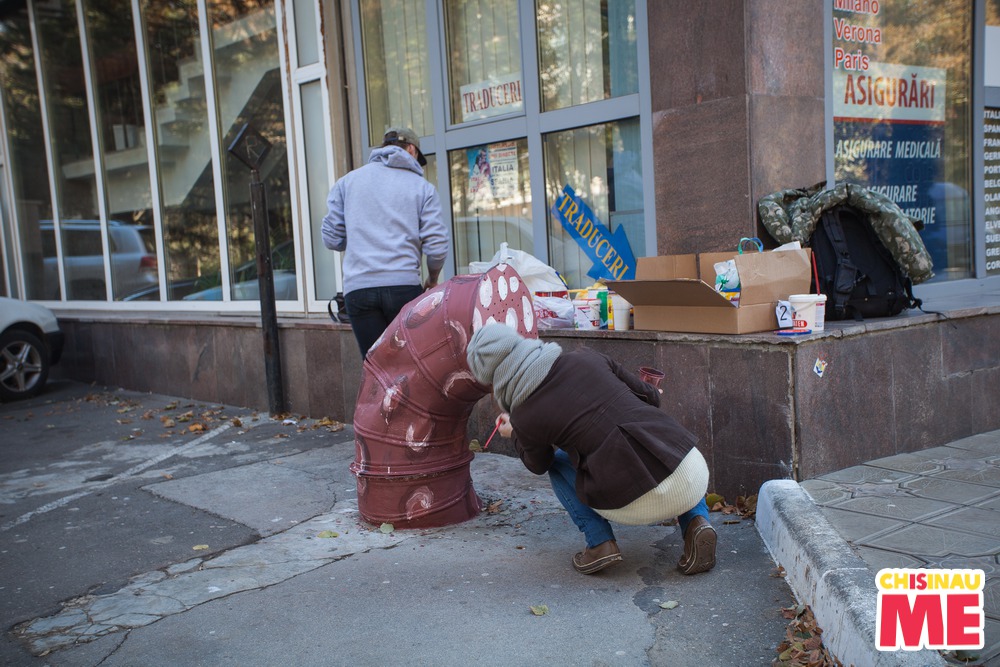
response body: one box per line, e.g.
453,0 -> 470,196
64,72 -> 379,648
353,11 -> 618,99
606,249 -> 812,334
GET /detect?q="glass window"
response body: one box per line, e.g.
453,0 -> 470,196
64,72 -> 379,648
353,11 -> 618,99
0,7 -> 58,300
37,0 -> 106,300
444,0 -> 523,124
543,118 -> 644,289
83,0 -> 159,301
303,81 -> 336,300
292,0 -> 319,66
449,138 -> 532,272
359,0 -> 433,145
209,0 -> 296,301
832,0 -> 972,281
536,0 -> 638,112
143,0 -> 220,301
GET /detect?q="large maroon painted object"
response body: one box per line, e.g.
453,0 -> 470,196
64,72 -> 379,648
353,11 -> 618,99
351,265 -> 537,528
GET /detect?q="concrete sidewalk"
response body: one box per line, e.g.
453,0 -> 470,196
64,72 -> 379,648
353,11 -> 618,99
2,381 -> 996,666
758,431 -> 1000,667
1,381 -> 791,667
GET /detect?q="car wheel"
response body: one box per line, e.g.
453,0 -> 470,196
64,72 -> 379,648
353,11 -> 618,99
0,329 -> 50,401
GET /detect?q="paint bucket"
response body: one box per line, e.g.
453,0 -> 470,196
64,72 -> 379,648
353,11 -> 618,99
611,294 -> 631,331
788,294 -> 827,332
638,366 -> 665,388
572,298 -> 600,329
352,265 -> 537,529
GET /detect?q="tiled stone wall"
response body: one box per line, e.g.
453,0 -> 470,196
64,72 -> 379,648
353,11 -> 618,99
53,308 -> 1000,503
648,1 -> 826,254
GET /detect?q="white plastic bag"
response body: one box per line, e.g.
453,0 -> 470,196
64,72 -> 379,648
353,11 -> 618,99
469,243 -> 568,295
534,295 -> 575,329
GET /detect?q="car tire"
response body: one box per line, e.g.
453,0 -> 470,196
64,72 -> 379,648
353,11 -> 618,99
0,329 -> 50,401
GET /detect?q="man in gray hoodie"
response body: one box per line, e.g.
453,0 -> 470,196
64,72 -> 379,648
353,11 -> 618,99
322,128 -> 450,357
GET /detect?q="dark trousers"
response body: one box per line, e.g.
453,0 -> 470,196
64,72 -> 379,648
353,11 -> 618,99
344,285 -> 424,357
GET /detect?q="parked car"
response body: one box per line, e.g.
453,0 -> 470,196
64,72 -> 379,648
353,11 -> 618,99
0,297 -> 64,401
40,219 -> 158,300
183,240 -> 297,301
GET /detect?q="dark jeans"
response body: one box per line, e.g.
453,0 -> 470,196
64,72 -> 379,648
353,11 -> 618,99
344,285 -> 424,357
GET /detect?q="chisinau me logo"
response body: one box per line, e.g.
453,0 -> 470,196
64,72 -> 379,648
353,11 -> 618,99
876,568 -> 985,652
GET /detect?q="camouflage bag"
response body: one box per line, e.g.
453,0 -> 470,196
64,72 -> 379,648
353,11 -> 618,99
757,182 -> 934,285
758,183 -> 932,320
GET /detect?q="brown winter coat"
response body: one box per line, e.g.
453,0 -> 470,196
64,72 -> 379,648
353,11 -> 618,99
508,348 -> 697,510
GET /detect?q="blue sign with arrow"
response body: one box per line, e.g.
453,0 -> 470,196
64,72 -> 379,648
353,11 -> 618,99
551,184 -> 636,281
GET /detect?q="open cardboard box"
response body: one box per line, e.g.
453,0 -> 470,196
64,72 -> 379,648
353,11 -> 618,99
606,249 -> 812,334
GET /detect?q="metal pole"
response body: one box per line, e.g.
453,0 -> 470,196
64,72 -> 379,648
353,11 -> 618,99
250,167 -> 284,416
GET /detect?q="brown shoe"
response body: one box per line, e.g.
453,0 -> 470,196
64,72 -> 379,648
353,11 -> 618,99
572,539 -> 622,574
677,516 -> 716,575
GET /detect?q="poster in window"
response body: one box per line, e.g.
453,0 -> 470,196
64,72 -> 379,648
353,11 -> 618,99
467,141 -> 518,202
986,108 -> 1000,275
832,1 -> 971,279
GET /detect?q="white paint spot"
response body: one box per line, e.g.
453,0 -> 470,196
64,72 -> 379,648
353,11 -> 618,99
478,277 -> 493,308
521,295 -> 534,332
505,308 -> 518,329
510,276 -> 520,292
405,487 -> 434,519
472,309 -> 483,331
497,276 -> 508,300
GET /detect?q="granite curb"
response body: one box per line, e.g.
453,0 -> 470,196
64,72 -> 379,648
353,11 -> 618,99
756,479 -> 946,667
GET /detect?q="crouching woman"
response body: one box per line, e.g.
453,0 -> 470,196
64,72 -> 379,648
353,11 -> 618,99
466,323 -> 716,575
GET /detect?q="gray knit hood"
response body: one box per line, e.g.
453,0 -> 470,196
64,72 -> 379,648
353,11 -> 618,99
466,323 -> 562,412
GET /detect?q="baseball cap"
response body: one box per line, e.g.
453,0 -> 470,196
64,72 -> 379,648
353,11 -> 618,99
382,127 -> 427,166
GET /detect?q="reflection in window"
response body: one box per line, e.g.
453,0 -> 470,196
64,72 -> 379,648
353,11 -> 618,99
209,0 -> 295,302
83,0 -> 159,301
536,0 -> 637,112
359,0 -> 433,145
444,0 -> 522,124
449,139 -> 531,272
832,0 -> 972,281
0,7 -> 57,300
543,119 -> 643,289
143,0 -> 220,301
303,81 -> 336,300
37,0 -> 106,300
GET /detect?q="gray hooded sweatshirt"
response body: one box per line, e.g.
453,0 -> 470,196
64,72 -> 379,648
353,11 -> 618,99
322,145 -> 450,294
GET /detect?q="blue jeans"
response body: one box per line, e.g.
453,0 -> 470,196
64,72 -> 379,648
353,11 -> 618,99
547,450 -> 710,547
344,285 -> 424,357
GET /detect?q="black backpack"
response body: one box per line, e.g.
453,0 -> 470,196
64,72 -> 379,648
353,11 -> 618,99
810,205 -> 921,321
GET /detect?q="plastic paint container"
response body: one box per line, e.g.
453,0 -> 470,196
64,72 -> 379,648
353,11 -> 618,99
788,294 -> 827,332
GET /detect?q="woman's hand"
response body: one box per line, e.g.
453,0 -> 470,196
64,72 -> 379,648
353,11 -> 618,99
496,413 -> 513,438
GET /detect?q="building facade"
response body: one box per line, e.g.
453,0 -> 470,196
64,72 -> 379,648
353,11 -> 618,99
2,0 -> 998,311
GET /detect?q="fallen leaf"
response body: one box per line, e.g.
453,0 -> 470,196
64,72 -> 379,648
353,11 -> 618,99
192,544 -> 209,551
188,423 -> 205,433
468,439 -> 483,452
162,473 -> 173,480
770,566 -> 787,578
161,417 -> 176,428
116,418 -> 133,425
659,600 -> 679,609
379,523 -> 394,534
231,417 -> 243,427
317,530 -> 339,538
486,500 -> 503,513
176,411 -> 194,423
164,401 -> 178,410
529,605 -> 549,616
705,492 -> 725,507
